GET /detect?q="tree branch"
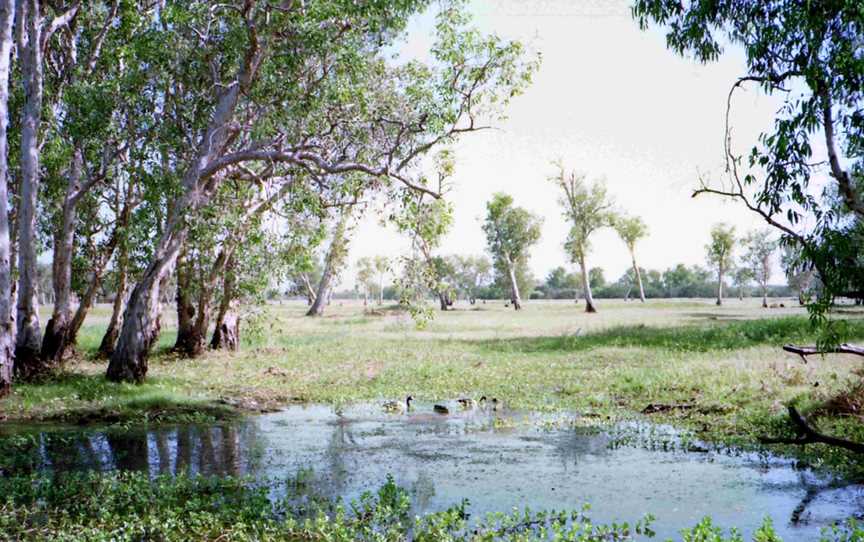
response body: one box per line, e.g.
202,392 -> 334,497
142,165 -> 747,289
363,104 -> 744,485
782,343 -> 864,362
41,1 -> 80,50
819,87 -> 864,219
759,406 -> 864,454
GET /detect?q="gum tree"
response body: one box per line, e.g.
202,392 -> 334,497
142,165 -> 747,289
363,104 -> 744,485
705,224 -> 736,306
106,0 -> 537,382
551,164 -> 614,313
742,230 -> 777,308
613,214 -> 649,302
307,208 -> 354,317
782,244 -> 816,306
372,256 -> 389,306
14,0 -> 80,375
633,0 -> 864,347
0,0 -> 14,394
40,1 -> 136,364
731,265 -> 754,301
451,255 -> 491,304
356,257 -> 376,306
173,175 -> 323,357
482,193 -> 542,310
392,150 -> 455,311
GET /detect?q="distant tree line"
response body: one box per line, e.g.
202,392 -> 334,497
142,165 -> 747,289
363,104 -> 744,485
533,264 -> 794,301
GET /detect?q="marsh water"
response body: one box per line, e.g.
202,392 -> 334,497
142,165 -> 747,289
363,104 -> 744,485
2,403 -> 862,541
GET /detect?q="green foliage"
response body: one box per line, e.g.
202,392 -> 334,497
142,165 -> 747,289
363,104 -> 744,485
482,316 -> 864,355
449,254 -> 493,301
483,193 -> 542,269
550,165 -> 615,265
632,0 -> 864,343
742,229 -> 778,295
614,214 -> 649,254
356,256 -> 378,301
706,224 -> 736,275
0,472 -> 861,541
589,267 -> 606,289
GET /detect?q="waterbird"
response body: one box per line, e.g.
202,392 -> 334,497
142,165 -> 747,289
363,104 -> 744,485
383,395 -> 413,413
433,403 -> 450,414
457,396 -> 486,409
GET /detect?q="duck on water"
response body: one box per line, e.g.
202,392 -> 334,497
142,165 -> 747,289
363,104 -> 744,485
384,396 -> 498,415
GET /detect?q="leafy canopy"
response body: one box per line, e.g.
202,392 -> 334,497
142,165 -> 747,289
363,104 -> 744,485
482,193 -> 542,266
705,223 -> 736,272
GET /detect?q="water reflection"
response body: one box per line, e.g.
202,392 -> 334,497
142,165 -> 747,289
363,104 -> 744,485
2,404 -> 862,542
2,423 -> 260,478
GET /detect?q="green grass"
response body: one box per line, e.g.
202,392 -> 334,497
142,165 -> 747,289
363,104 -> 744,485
479,316 -> 864,353
2,298 -> 864,473
0,471 -> 860,541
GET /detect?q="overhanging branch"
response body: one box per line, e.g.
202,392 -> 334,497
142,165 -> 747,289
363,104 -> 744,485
759,406 -> 864,454
782,343 -> 864,362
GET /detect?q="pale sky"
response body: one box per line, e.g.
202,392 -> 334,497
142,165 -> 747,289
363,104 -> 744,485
343,0 -> 789,287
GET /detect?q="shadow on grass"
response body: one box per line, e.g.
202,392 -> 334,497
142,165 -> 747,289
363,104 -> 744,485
474,316 -> 864,354
6,372 -> 237,425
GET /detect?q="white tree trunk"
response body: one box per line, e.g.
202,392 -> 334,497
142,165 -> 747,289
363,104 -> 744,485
307,264 -> 334,316
631,252 -> 645,303
15,0 -> 43,375
42,149 -> 83,362
0,0 -> 15,395
307,214 -> 350,317
99,256 -> 127,358
507,258 -> 521,310
716,265 -> 724,306
378,274 -> 384,305
579,256 -> 596,313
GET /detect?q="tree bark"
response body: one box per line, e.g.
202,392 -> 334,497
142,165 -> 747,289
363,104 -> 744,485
210,310 -> 239,351
185,250 -> 229,357
301,273 -> 316,305
782,343 -> 864,361
307,212 -> 350,317
579,256 -> 596,313
41,149 -> 83,363
307,265 -> 335,317
506,258 -> 521,310
210,257 -> 238,351
0,0 -> 15,396
172,251 -> 197,355
715,265 -> 724,306
630,251 -> 645,303
98,257 -> 126,359
67,254 -> 113,349
438,291 -> 449,311
14,0 -> 44,377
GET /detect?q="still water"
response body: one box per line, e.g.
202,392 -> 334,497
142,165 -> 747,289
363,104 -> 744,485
2,403 -> 862,541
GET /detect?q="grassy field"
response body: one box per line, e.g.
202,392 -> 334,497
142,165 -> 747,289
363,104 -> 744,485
2,297 -> 864,472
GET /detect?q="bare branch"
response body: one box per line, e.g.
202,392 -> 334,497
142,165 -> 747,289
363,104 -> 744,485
759,406 -> 864,454
782,343 -> 864,362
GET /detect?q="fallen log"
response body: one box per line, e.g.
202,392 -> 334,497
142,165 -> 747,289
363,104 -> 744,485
759,406 -> 864,455
783,343 -> 864,363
